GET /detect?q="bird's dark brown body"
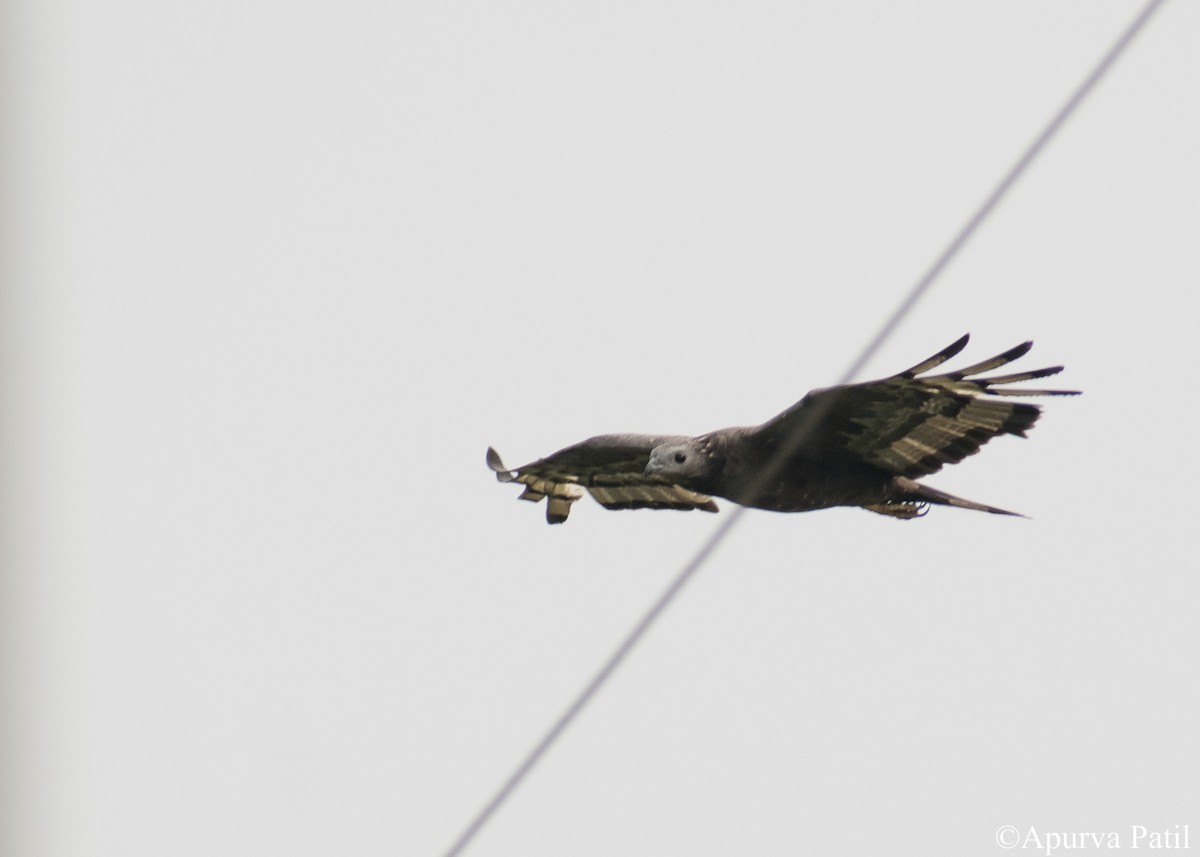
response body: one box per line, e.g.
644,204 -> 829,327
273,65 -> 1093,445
657,429 -> 886,512
727,453 -> 901,514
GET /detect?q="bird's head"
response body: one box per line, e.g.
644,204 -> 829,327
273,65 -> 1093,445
644,439 -> 711,487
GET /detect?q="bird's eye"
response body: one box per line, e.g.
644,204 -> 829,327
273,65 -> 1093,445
674,452 -> 687,464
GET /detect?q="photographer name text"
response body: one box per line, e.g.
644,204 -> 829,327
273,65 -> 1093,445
996,824 -> 1189,854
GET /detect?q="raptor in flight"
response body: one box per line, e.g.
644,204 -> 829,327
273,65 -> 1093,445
487,335 -> 1076,524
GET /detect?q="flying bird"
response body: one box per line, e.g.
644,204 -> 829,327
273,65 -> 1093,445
487,335 -> 1077,524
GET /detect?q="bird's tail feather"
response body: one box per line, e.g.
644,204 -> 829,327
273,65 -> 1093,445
895,477 -> 1025,517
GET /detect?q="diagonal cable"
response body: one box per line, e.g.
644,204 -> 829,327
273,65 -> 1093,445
442,2 -> 1166,854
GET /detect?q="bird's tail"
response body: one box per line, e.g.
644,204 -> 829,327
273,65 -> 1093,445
894,477 -> 1025,517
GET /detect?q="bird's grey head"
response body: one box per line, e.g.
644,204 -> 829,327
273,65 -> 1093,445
644,439 -> 712,487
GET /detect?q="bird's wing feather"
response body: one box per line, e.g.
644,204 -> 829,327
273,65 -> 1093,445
758,335 -> 1079,478
487,434 -> 719,524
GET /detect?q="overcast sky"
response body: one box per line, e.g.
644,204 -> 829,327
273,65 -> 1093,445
4,2 -> 1198,855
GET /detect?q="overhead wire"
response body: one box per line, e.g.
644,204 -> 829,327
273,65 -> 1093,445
441,2 -> 1168,854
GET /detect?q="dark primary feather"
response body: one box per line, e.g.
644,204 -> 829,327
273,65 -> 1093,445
488,335 -> 1078,523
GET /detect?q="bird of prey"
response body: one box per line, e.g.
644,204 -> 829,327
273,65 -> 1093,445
487,335 -> 1077,524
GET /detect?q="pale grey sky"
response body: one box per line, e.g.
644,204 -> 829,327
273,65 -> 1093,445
3,2 -> 1198,855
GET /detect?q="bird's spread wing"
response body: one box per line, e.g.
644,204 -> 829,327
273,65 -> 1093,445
487,434 -> 719,524
759,334 -> 1080,478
